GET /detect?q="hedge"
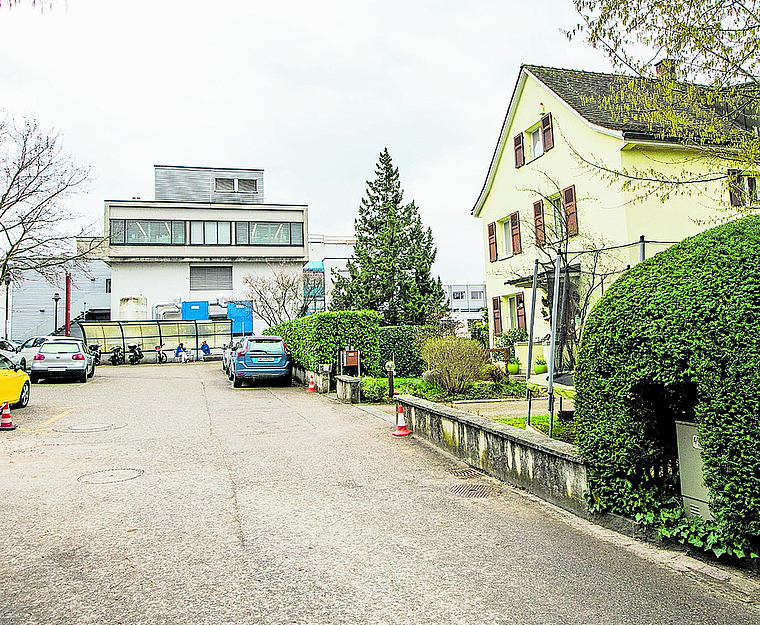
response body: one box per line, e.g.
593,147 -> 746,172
377,325 -> 436,377
266,310 -> 381,375
575,215 -> 760,557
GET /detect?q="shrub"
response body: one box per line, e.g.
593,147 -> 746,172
267,310 -> 381,374
378,325 -> 436,377
420,336 -> 488,395
575,215 -> 760,558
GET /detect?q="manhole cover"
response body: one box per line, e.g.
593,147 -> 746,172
55,423 -> 127,433
77,468 -> 144,484
449,483 -> 501,498
450,468 -> 485,478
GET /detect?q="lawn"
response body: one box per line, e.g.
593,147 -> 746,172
496,414 -> 576,445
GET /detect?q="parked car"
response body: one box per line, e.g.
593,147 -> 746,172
30,340 -> 95,383
0,352 -> 30,408
223,339 -> 243,379
16,335 -> 86,371
0,339 -> 23,367
230,336 -> 292,388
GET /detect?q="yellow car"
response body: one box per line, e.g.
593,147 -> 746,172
0,352 -> 30,408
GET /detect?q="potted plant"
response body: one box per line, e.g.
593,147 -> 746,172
507,356 -> 520,375
533,356 -> 548,375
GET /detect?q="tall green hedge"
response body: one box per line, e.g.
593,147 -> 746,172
575,215 -> 760,556
378,325 -> 436,377
266,310 -> 381,375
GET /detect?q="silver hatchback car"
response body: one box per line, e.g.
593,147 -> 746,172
30,340 -> 95,383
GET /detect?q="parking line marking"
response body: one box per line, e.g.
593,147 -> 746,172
40,408 -> 76,428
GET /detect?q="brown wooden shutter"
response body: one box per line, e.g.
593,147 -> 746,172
541,113 -> 554,151
487,221 -> 498,262
562,185 -> 579,236
728,169 -> 744,206
514,133 -> 525,168
533,200 -> 545,246
492,297 -> 502,337
510,212 -> 522,254
515,292 -> 526,330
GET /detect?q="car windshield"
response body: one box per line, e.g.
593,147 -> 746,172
246,339 -> 283,354
40,343 -> 80,354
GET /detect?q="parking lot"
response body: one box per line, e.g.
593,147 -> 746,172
2,362 -> 759,624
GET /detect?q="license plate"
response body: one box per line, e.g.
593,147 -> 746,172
257,357 -> 275,362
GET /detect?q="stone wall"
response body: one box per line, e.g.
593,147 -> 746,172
293,364 -> 330,393
335,375 -> 362,403
397,395 -> 589,517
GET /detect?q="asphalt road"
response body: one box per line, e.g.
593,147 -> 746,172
2,362 -> 759,625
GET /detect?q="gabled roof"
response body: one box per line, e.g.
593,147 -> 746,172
472,64 -> 759,217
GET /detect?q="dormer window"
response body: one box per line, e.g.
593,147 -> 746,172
214,178 -> 258,194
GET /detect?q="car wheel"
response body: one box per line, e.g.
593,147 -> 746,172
29,373 -> 39,384
282,374 -> 292,387
80,370 -> 88,383
87,363 -> 95,378
233,377 -> 242,388
13,381 -> 30,408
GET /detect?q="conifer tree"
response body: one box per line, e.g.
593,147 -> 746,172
331,148 -> 445,325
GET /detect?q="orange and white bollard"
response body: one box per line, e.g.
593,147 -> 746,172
0,401 -> 16,431
392,404 -> 411,437
307,373 -> 316,393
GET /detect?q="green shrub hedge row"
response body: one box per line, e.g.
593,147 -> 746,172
266,310 -> 381,374
575,215 -> 760,558
377,325 -> 436,377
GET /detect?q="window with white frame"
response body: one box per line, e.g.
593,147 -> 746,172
530,127 -> 544,160
502,221 -> 513,257
215,177 -> 258,194
470,290 -> 483,300
452,291 -> 466,300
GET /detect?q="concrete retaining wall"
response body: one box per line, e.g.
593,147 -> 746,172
397,395 -> 589,517
293,364 -> 330,393
335,375 -> 361,403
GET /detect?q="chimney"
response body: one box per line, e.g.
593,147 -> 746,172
655,59 -> 676,79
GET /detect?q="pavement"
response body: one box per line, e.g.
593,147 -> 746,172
1,362 -> 759,624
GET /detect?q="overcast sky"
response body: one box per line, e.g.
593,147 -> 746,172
0,0 -> 612,284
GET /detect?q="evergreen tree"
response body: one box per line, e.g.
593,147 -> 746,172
331,148 -> 446,325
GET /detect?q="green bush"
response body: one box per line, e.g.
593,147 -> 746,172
575,215 -> 760,558
361,376 -> 426,403
420,336 -> 489,395
267,310 -> 381,374
378,325 -> 436,377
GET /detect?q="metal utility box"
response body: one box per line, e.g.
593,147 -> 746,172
181,301 -> 209,320
226,302 -> 253,334
343,351 -> 359,367
675,421 -> 713,521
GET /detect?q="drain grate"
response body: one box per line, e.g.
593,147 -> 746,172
450,468 -> 485,478
77,468 -> 144,484
55,423 -> 127,433
449,483 -> 501,498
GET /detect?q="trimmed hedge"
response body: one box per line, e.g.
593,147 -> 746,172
378,325 -> 436,377
266,310 -> 381,375
575,215 -> 760,557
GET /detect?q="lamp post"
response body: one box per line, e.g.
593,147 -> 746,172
53,292 -> 61,332
4,274 -> 10,340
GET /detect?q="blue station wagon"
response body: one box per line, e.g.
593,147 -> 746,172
231,336 -> 292,388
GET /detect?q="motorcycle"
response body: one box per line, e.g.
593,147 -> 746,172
89,343 -> 101,366
127,343 -> 144,365
109,346 -> 125,366
154,343 -> 167,364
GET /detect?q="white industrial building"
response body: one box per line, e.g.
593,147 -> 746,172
105,165 -> 308,334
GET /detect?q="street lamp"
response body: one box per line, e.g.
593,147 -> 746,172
53,292 -> 61,332
3,274 -> 10,340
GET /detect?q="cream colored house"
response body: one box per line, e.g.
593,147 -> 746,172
473,64 -> 745,346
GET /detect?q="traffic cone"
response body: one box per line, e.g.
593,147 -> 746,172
392,404 -> 411,437
0,401 -> 16,431
307,373 -> 316,393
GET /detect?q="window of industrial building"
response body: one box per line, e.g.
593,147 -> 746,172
214,177 -> 258,193
214,178 -> 235,192
237,178 -> 258,193
110,219 -> 185,245
471,290 -> 483,300
190,266 -> 233,291
452,291 -> 465,300
235,222 -> 304,246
